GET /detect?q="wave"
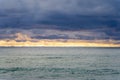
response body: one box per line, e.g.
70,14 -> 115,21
0,67 -> 119,75
0,67 -> 35,73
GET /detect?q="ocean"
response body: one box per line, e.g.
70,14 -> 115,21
0,47 -> 120,80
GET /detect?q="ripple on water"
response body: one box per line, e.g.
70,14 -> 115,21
0,67 -> 119,76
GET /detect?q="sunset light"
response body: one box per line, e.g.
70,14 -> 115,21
0,33 -> 119,47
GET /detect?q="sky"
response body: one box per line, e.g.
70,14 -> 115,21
0,0 -> 120,47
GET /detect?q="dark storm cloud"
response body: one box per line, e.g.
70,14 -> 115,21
0,0 -> 120,29
32,35 -> 69,40
39,15 -> 120,31
0,35 -> 16,39
0,0 -> 120,41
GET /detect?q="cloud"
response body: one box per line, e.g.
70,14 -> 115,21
0,0 -> 120,30
0,0 -> 120,41
0,28 -> 119,41
0,0 -> 119,15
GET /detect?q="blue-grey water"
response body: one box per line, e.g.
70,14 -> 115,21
0,47 -> 120,80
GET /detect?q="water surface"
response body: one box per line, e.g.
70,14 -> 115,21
0,47 -> 120,80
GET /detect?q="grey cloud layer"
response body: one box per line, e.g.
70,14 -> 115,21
0,29 -> 119,42
0,0 -> 119,19
0,0 -> 120,41
0,0 -> 120,29
0,0 -> 119,15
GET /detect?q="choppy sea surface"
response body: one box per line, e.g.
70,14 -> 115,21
0,47 -> 120,80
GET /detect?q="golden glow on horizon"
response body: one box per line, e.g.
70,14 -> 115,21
0,33 -> 120,47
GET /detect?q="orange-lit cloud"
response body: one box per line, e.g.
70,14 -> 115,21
15,33 -> 32,41
0,33 -> 120,47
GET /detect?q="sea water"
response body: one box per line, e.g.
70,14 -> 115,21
0,47 -> 120,80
